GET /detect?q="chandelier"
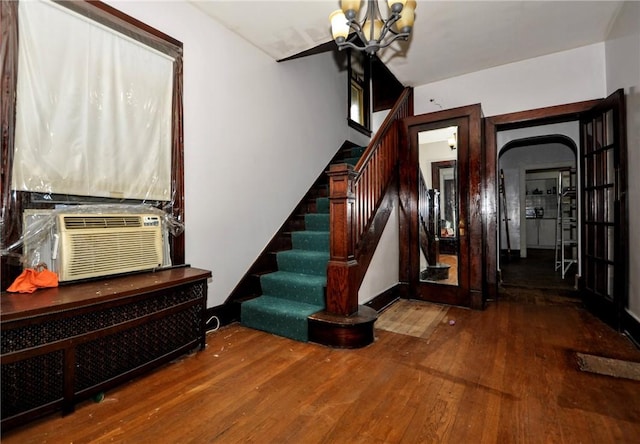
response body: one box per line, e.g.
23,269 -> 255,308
330,0 -> 417,55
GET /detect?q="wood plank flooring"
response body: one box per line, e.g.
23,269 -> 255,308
3,293 -> 640,443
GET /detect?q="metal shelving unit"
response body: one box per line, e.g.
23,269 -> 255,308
554,169 -> 578,278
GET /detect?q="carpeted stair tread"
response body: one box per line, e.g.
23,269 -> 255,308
316,197 -> 329,213
239,144 -> 367,343
305,213 -> 329,230
260,271 -> 326,305
291,230 -> 329,252
276,249 -> 329,276
344,157 -> 360,166
350,146 -> 367,157
241,295 -> 323,342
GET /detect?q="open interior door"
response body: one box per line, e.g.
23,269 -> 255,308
580,89 -> 628,329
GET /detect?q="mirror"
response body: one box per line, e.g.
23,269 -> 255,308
401,104 -> 483,308
417,126 -> 459,286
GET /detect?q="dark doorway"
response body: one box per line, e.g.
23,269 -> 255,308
485,93 -> 628,332
497,135 -> 578,293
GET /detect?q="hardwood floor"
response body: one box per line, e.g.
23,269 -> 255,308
501,248 -> 577,292
3,291 -> 640,443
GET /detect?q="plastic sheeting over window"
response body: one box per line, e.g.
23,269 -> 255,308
11,0 -> 174,201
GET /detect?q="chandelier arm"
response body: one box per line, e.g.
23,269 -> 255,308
346,31 -> 365,47
376,13 -> 401,43
336,40 -> 369,51
347,20 -> 369,46
372,32 -> 410,50
337,31 -> 410,54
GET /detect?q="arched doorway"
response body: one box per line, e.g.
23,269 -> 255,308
497,134 -> 578,291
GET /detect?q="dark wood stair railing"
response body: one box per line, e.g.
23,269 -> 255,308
309,87 -> 414,348
418,170 -> 435,264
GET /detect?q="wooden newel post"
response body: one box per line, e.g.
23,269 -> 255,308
326,163 -> 359,316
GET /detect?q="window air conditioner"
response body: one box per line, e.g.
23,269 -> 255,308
56,213 -> 164,282
22,211 -> 166,283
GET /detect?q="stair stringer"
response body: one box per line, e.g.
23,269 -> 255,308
224,143 -> 364,339
240,146 -> 367,342
224,141 -> 362,309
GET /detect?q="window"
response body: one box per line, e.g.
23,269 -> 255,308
1,0 -> 186,273
347,50 -> 371,136
13,0 -> 174,201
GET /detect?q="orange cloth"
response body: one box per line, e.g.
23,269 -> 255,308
6,264 -> 59,293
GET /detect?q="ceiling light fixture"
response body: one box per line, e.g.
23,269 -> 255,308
330,0 -> 417,56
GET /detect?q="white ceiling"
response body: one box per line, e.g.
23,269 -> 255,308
191,1 -> 624,87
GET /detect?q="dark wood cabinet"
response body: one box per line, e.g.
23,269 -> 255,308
1,266 -> 211,431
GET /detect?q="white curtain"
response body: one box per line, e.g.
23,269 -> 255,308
12,0 -> 174,201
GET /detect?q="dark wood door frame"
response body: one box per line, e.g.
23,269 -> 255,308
400,104 -> 484,309
484,99 -> 602,300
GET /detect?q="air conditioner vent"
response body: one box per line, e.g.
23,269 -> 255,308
63,215 -> 142,229
57,213 -> 163,282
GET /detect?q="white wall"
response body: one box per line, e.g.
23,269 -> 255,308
497,122 -> 580,149
414,43 -> 606,117
359,205 -> 399,304
605,1 -> 640,320
106,1 -> 355,307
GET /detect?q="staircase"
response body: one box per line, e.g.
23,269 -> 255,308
240,146 -> 366,342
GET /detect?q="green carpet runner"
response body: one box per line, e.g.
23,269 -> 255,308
241,146 -> 365,342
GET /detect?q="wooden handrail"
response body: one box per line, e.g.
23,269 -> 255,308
418,169 -> 430,237
326,87 -> 413,316
352,88 -> 413,252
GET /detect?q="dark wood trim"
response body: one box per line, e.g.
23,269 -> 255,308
501,134 -> 578,154
484,99 -> 603,300
204,301 -> 241,331
486,100 -> 602,130
1,1 -> 20,289
363,284 -> 400,312
623,309 -> 640,350
431,160 -> 456,194
276,40 -> 336,62
348,118 -> 373,137
57,1 -> 183,53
